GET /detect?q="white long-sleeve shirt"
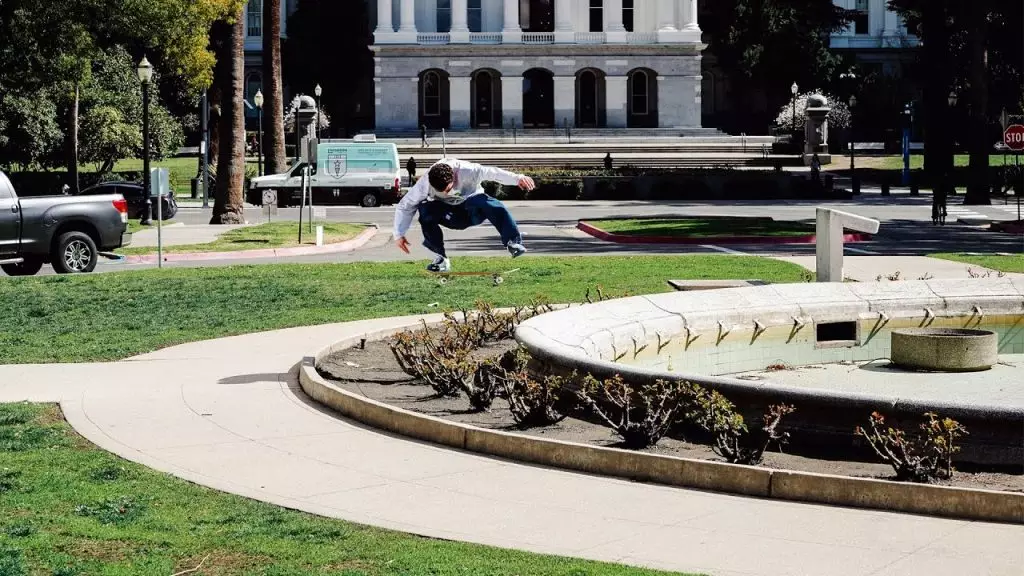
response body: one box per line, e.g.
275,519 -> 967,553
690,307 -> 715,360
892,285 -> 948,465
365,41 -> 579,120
392,158 -> 523,239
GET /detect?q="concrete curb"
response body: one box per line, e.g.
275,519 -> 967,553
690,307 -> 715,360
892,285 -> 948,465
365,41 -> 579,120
576,220 -> 872,245
299,326 -> 1024,526
121,225 -> 378,264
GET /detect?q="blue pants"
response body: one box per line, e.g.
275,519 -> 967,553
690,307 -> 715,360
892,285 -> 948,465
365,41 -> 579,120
418,194 -> 522,258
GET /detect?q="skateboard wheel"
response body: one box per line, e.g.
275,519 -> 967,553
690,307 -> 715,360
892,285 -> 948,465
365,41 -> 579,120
439,277 -> 448,285
494,276 -> 503,285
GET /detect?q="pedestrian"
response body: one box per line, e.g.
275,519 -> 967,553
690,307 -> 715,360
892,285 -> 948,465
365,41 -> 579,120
420,124 -> 428,147
392,158 -> 534,272
604,152 -> 613,170
407,156 -> 417,185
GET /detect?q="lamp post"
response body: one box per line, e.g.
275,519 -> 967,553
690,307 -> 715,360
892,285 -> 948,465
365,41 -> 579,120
254,89 -> 264,177
314,84 -> 322,140
948,91 -> 958,196
849,95 -> 858,194
137,56 -> 154,226
791,82 -> 799,148
902,103 -> 913,186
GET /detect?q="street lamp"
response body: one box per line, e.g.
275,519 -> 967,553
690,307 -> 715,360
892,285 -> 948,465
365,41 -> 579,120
849,95 -> 858,194
314,84 -> 322,139
137,56 -> 154,226
790,82 -> 799,149
254,89 -> 264,177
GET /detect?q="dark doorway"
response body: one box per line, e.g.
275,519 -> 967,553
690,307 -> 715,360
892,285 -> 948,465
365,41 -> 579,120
523,68 -> 555,127
576,69 -> 606,127
471,70 -> 502,128
520,0 -> 554,32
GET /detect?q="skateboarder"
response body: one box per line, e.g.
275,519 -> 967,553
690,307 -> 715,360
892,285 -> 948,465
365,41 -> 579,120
392,158 -> 535,272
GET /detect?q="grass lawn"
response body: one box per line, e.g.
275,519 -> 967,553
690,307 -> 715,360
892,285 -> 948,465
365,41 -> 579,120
861,154 -> 1014,171
0,256 -> 807,363
0,403 -> 696,576
586,218 -> 815,238
930,253 -> 1024,274
116,222 -> 366,256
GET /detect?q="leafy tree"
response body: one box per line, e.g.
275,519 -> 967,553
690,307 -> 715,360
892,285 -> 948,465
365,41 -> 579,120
702,0 -> 855,131
283,0 -> 374,137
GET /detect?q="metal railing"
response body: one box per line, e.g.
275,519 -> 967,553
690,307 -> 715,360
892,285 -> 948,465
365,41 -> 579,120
627,32 -> 658,44
417,33 -> 451,44
575,32 -> 606,44
522,32 -> 555,44
469,32 -> 502,44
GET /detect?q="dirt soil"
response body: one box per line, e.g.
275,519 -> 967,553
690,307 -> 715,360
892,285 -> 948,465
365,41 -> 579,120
317,339 -> 1024,494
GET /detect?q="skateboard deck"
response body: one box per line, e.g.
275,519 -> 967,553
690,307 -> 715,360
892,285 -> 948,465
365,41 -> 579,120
426,268 -> 520,285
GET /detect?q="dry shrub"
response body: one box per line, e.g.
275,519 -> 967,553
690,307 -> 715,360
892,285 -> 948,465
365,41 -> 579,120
855,411 -> 967,482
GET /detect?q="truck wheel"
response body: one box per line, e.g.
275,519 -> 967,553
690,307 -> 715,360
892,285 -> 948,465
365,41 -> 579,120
361,192 -> 380,207
51,231 -> 98,274
1,257 -> 44,276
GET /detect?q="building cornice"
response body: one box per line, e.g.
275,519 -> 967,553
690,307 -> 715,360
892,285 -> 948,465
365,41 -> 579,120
369,43 -> 707,57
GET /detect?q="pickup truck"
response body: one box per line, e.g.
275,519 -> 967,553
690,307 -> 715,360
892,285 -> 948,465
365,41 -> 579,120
0,170 -> 132,276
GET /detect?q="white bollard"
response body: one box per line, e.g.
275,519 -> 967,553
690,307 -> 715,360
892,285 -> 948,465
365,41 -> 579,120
815,207 -> 880,282
315,225 -> 324,246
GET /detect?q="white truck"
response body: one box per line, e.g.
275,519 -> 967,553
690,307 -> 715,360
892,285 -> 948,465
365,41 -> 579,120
246,135 -> 402,208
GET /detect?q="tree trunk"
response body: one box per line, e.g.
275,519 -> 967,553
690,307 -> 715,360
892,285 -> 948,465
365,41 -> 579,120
920,2 -> 954,187
263,0 -> 287,175
66,83 -> 80,194
208,20 -> 231,163
963,0 -> 991,205
211,12 -> 247,224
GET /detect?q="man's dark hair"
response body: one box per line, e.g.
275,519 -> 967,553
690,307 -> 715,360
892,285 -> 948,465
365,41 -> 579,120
428,163 -> 454,192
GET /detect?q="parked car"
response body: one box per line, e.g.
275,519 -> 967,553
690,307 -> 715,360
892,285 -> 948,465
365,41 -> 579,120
79,181 -> 178,220
0,170 -> 131,275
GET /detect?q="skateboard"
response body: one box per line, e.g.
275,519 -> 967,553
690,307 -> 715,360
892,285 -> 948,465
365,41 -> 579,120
427,268 -> 520,286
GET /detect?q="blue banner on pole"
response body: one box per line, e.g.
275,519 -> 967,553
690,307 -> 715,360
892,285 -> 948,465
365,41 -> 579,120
902,128 -> 910,185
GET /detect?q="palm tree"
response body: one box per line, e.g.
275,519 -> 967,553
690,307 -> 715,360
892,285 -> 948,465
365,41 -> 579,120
263,0 -> 286,175
210,10 -> 246,224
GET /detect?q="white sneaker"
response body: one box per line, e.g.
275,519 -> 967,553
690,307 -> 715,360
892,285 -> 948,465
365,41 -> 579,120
426,255 -> 450,272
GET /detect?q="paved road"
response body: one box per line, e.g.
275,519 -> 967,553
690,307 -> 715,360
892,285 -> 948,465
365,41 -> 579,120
9,192 -> 1024,276
2,316 -> 1020,576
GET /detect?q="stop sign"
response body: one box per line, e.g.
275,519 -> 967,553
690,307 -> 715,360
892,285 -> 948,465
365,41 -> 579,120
1004,124 -> 1024,151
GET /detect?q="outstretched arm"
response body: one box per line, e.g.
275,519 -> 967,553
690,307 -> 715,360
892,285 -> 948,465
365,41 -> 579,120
393,175 -> 429,245
455,159 -> 536,191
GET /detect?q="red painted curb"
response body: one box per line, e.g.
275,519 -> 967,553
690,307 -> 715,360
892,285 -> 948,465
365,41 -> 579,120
576,221 -> 871,245
991,220 -> 1024,234
122,225 -> 378,264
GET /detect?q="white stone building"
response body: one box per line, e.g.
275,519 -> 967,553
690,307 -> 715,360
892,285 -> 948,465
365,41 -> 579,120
829,0 -> 919,76
371,0 -> 705,132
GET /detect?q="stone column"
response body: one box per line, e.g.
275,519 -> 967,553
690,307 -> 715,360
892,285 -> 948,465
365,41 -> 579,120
502,0 -> 521,43
657,0 -> 682,43
681,0 -> 701,41
451,0 -> 470,42
657,75 -> 701,127
375,0 -> 394,37
554,0 -> 574,43
553,76 -> 575,128
501,75 -> 524,129
450,76 -> 471,128
605,0 -> 627,43
396,0 -> 417,42
606,76 -> 628,128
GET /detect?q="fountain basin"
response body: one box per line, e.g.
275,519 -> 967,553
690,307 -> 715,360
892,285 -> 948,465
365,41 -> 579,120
891,328 -> 998,372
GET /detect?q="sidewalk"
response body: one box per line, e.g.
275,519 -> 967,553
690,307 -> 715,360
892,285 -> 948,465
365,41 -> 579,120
0,316 -> 1021,576
129,223 -> 246,247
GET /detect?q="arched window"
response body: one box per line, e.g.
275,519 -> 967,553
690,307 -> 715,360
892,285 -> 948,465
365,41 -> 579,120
630,70 -> 649,115
423,71 -> 442,117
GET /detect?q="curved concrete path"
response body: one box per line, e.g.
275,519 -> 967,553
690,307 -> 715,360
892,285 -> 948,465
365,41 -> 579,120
1,316 -> 1022,576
